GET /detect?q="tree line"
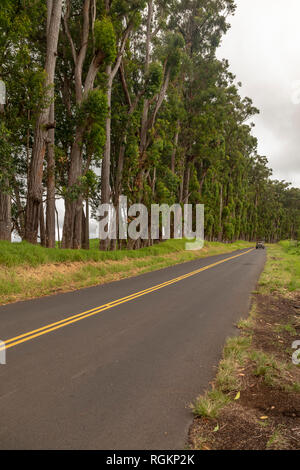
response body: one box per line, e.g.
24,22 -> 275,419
0,0 -> 299,249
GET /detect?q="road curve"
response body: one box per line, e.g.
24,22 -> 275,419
0,248 -> 266,449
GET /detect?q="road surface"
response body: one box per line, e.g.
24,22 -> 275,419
0,247 -> 266,449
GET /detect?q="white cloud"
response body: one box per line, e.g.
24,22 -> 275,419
217,0 -> 300,188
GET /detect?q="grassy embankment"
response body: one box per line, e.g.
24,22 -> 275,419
190,241 -> 300,450
0,239 -> 252,305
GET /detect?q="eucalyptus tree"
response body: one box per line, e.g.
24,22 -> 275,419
102,0 -> 184,248
99,0 -> 146,250
0,122 -> 11,241
25,0 -> 63,244
0,0 -> 46,241
170,0 -> 236,205
59,0 -> 145,249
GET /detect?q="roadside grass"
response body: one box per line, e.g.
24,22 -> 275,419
236,302 -> 257,332
259,241 -> 300,293
193,334 -> 254,417
190,242 -> 300,450
0,239 -> 252,305
237,317 -> 255,331
193,389 -> 231,419
0,239 -> 251,268
215,358 -> 241,393
274,323 -> 297,336
249,349 -> 292,388
223,335 -> 252,362
215,336 -> 253,393
285,382 -> 300,393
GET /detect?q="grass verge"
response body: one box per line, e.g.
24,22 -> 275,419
189,242 -> 300,450
0,239 -> 252,305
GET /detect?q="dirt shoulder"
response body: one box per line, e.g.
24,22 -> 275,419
189,244 -> 300,450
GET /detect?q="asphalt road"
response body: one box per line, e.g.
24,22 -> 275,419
0,247 -> 266,449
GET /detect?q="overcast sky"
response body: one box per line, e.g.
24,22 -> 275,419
217,0 -> 300,188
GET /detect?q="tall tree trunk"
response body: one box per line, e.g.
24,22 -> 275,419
182,163 -> 191,204
171,124 -> 179,174
81,200 -> 90,250
99,22 -> 134,251
46,101 -> 56,248
81,207 -> 87,249
85,199 -> 90,249
0,186 -> 11,241
62,0 -> 91,249
100,68 -> 112,251
62,130 -> 83,249
218,184 -> 223,242
115,141 -> 126,202
135,0 -> 153,199
46,0 -> 57,249
12,176 -> 25,239
39,202 -> 46,247
25,0 -> 62,244
55,205 -> 60,248
140,0 -> 153,153
0,103 -> 11,241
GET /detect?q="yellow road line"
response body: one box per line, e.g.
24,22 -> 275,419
0,249 -> 253,351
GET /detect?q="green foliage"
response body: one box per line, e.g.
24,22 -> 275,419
145,63 -> 163,98
78,89 -> 108,159
94,17 -> 117,64
79,89 -> 108,123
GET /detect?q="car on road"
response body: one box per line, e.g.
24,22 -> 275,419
256,240 -> 265,249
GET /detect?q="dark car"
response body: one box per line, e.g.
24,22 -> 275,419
256,240 -> 265,249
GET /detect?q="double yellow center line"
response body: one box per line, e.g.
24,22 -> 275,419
0,249 -> 253,352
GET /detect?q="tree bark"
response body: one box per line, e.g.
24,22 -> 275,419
55,205 -> 60,248
171,124 -> 179,174
39,202 -> 46,247
46,101 -> 56,247
12,176 -> 25,239
0,186 -> 11,241
182,163 -> 191,204
46,1 -> 56,249
0,103 -> 11,241
139,0 -> 153,158
62,128 -> 84,249
81,200 -> 90,250
218,184 -> 223,242
100,68 -> 113,251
